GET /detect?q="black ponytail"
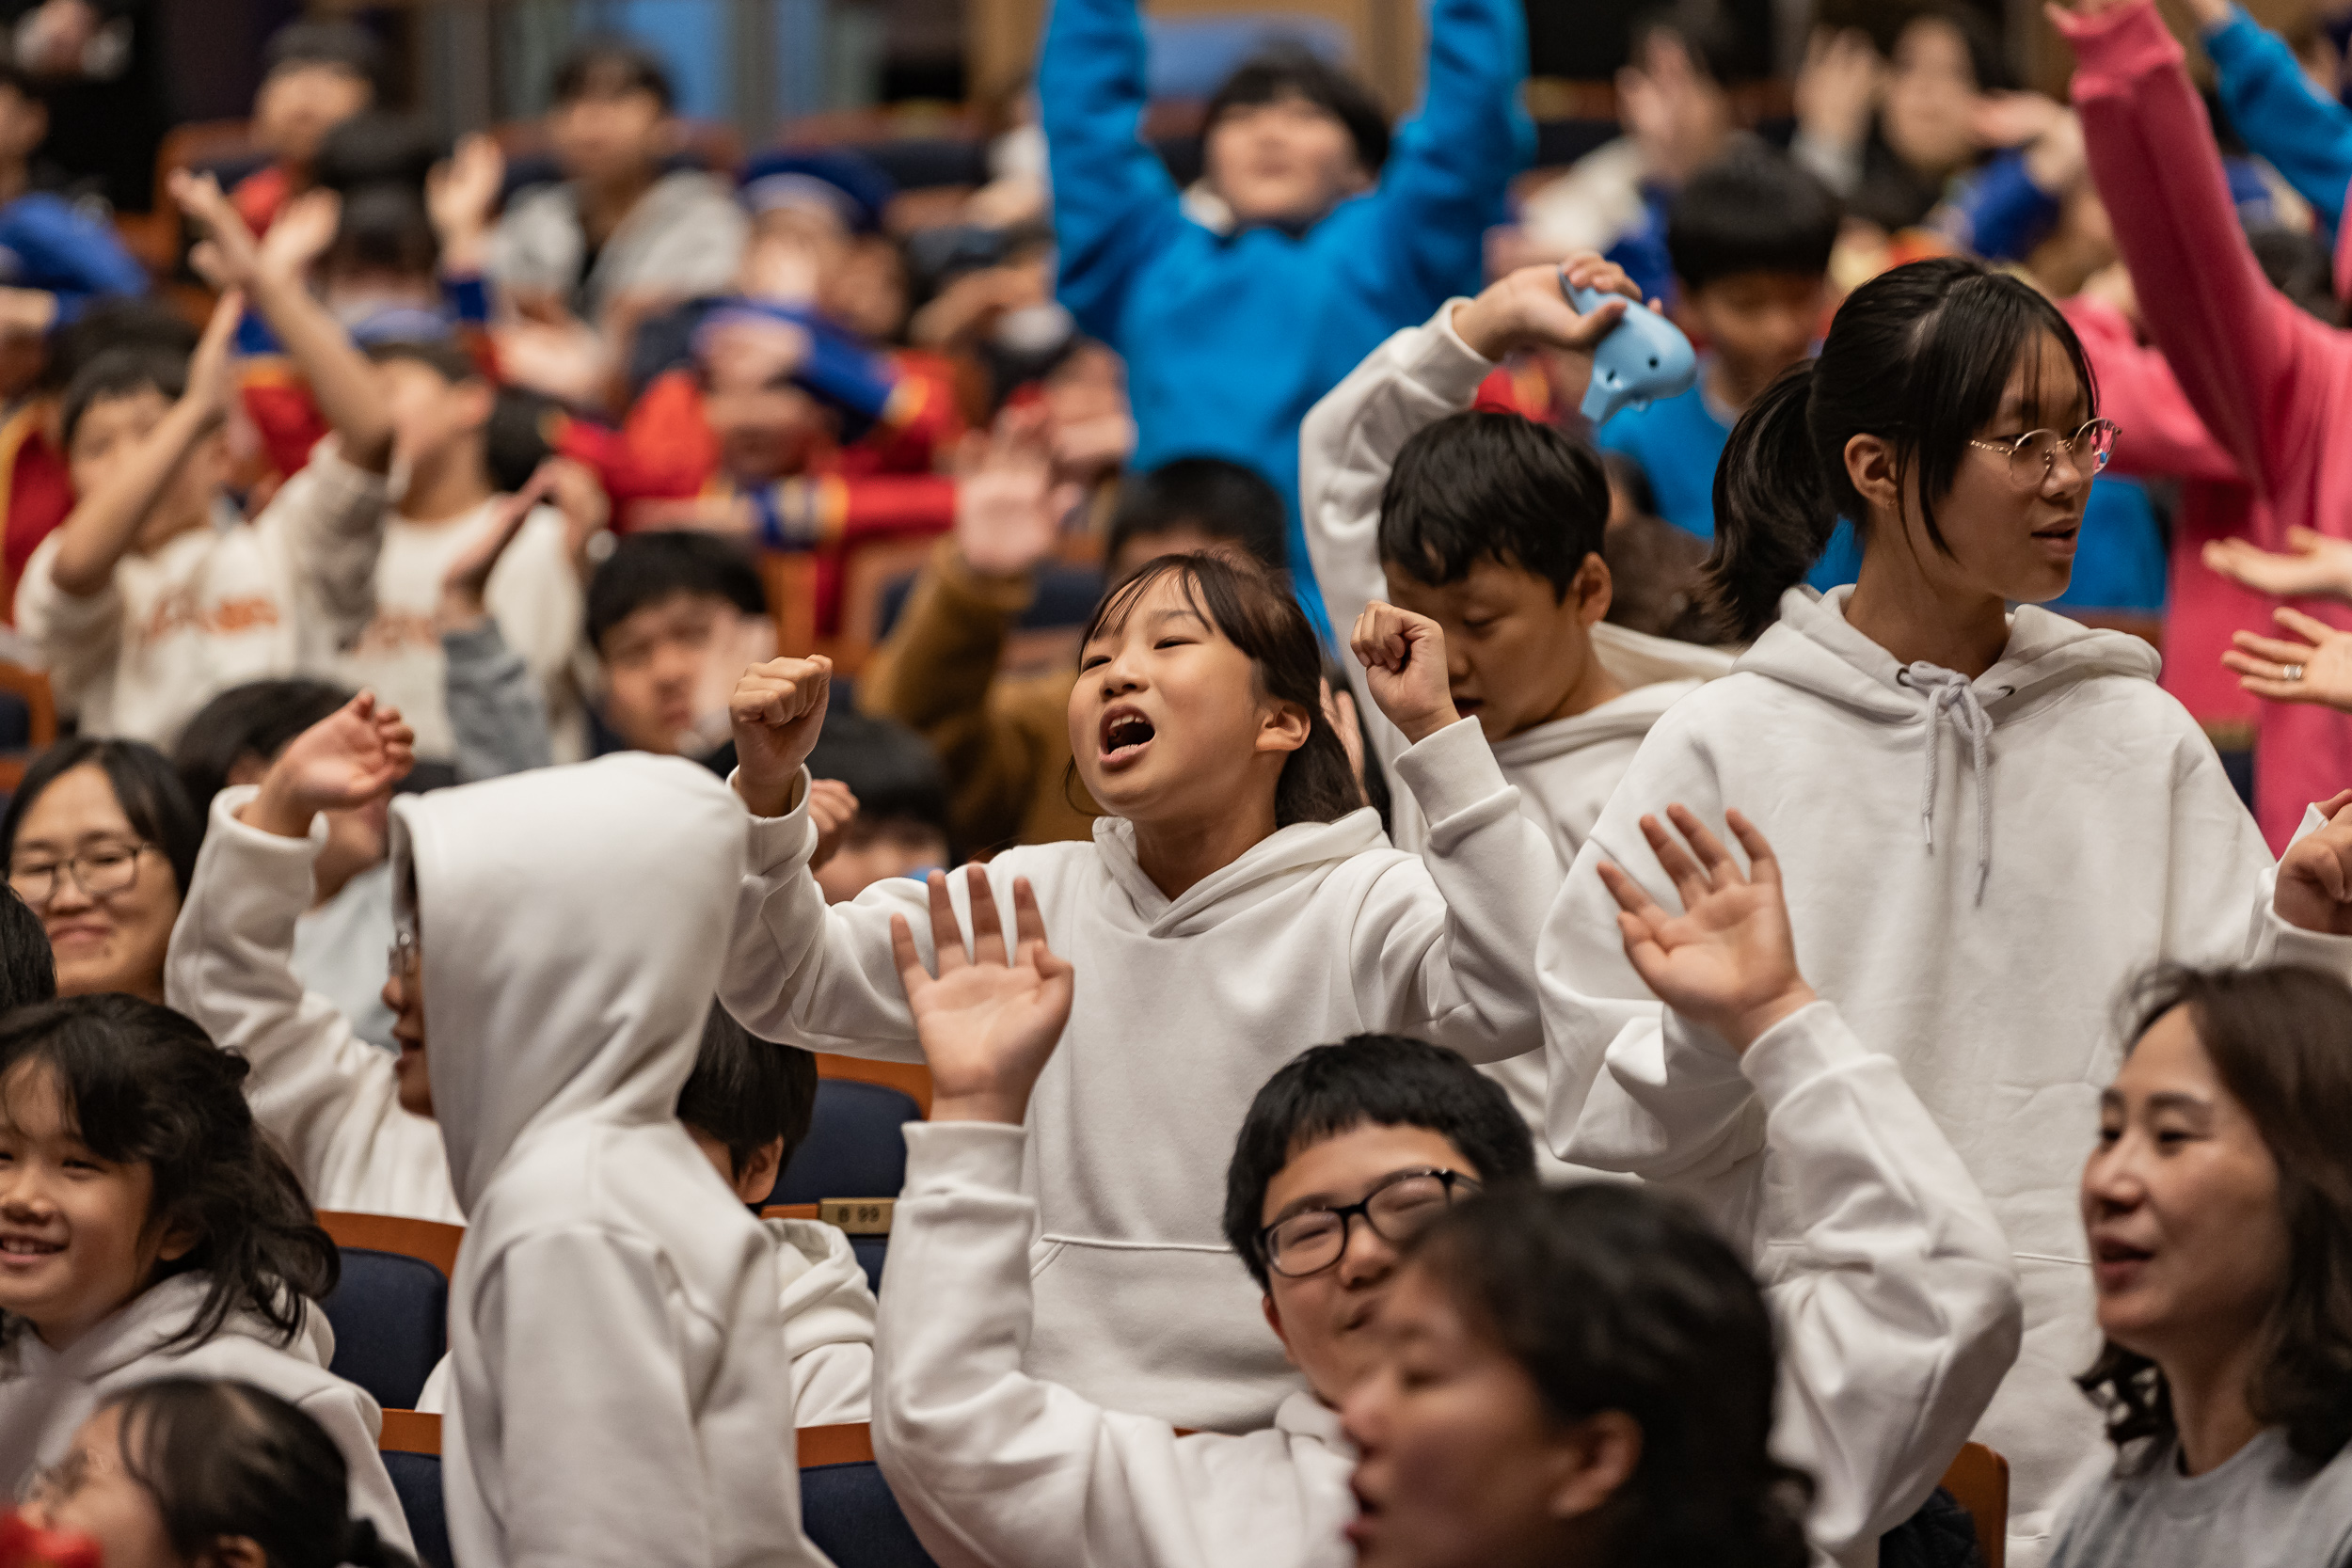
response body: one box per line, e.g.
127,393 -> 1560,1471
1704,255 -> 2098,642
107,1378 -> 421,1568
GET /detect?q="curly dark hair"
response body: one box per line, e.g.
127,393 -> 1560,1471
1406,1184 -> 1814,1568
2079,965 -> 2352,1465
0,995 -> 339,1351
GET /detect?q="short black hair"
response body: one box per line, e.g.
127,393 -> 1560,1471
1667,142 -> 1841,293
1222,1035 -> 1535,1290
171,679 -> 355,816
551,35 -> 675,114
803,710 -> 950,842
328,184 -> 440,280
1105,456 -> 1289,578
675,1006 -> 818,1180
366,336 -> 480,387
61,345 -> 188,452
0,888 -> 55,1014
585,531 -> 769,654
48,299 -> 199,399
1630,0 -> 1755,85
1206,42 -> 1390,177
312,113 -> 440,196
3,738 -> 203,904
1378,410 -> 1611,601
262,18 -> 384,90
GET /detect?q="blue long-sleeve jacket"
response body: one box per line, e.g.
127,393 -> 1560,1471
0,192 -> 146,320
2206,6 -> 2352,231
1039,0 -> 1530,618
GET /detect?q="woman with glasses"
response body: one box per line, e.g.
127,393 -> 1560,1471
1534,253 -> 2352,1561
0,740 -> 199,1003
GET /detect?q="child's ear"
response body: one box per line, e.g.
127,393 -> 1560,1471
1843,433 -> 1902,519
154,1217 -> 200,1265
1571,553 -> 1614,628
734,1136 -> 787,1206
1254,699 -> 1312,758
199,1536 -> 268,1568
1261,1291 -> 1301,1370
1545,1409 -> 1644,1523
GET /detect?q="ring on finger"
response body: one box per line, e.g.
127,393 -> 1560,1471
2286,663 -> 2307,682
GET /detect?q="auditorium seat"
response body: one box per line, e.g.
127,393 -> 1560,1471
773,1079 -> 920,1207
377,1411 -> 452,1568
316,1212 -> 464,1414
799,1425 -> 938,1568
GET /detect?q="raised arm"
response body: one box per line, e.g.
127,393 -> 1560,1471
45,289 -> 241,597
162,696 -> 461,1223
2061,0 -> 2336,497
1035,0 -> 1186,338
2201,2 -> 2352,230
173,175 -> 395,474
1374,0 -> 1533,297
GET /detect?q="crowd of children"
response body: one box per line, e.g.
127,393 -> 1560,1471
0,0 -> 2340,1566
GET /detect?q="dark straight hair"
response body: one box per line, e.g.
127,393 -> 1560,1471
105,1379 -> 417,1568
1077,554 -> 1361,830
1407,1184 -> 1814,1568
1705,256 -> 2095,641
2081,965 -> 2352,1465
1379,410 -> 1610,601
675,1007 -> 819,1181
3,738 -> 203,903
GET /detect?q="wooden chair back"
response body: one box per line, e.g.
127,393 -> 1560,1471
378,1409 -> 442,1456
317,1212 -> 466,1281
1941,1441 -> 2009,1568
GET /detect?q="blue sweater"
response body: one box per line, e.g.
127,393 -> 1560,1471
1039,0 -> 1530,620
2205,7 -> 2352,231
0,192 -> 146,319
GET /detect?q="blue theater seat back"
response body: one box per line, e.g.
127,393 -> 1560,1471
774,1080 -> 920,1205
801,1460 -> 937,1568
384,1450 -> 453,1568
321,1248 -> 448,1411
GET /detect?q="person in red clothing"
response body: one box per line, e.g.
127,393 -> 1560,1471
227,21 -> 380,237
2059,0 -> 2352,850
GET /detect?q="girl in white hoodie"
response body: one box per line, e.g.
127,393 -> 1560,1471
723,550 -> 1562,1432
161,693 -> 877,1426
1537,253 -> 2352,1563
0,994 -> 410,1557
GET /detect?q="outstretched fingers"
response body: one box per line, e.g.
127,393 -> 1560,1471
888,912 -> 930,1002
1638,814 -> 1709,907
1665,804 -> 1746,888
964,864 -> 1008,963
924,870 -> 966,973
1723,808 -> 1780,887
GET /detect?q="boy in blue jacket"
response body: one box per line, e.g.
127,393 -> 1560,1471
1039,0 -> 1529,626
0,63 -> 145,330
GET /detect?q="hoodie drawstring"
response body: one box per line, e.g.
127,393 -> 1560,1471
1897,664 -> 1995,902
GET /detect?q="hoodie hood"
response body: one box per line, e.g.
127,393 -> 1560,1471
1,1274 -> 329,1386
1740,586 -> 2160,898
767,1217 -> 877,1356
389,754 -> 746,1212
1492,679 -> 1705,768
1089,807 -> 1389,937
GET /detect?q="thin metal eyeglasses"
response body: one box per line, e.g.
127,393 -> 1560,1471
1965,419 -> 2121,488
386,927 -> 420,980
1258,1167 -> 1481,1278
6,841 -> 152,908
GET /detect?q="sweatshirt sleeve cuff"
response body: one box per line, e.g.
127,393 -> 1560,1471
901,1120 -> 1028,1196
732,766 -> 818,874
2058,0 -> 2185,92
1737,1000 -> 1868,1114
1403,300 -> 1502,405
210,783 -> 333,862
2201,8 -> 2261,56
1391,716 -> 1515,830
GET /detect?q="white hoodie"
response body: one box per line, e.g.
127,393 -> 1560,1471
1297,298 -> 1733,1170
1539,585 -> 2352,1564
721,721 -> 1558,1433
870,1000 -> 2017,1568
0,1274 -> 410,1553
165,785 -> 882,1426
396,754 -> 829,1568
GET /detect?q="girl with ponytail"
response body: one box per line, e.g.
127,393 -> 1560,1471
19,1378 -> 418,1568
0,997 -> 412,1559
1536,254 -> 2352,1560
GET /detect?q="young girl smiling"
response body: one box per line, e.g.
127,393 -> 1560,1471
722,552 -> 1559,1432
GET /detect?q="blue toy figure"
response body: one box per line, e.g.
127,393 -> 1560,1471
1565,273 -> 1698,424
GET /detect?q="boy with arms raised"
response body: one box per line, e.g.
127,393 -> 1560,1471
871,842 -> 2018,1568
15,171 -> 394,744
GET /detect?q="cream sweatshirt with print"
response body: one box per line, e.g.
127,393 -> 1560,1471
15,444 -> 386,745
165,785 -> 878,1427
720,720 -> 1559,1433
1539,584 -> 2352,1566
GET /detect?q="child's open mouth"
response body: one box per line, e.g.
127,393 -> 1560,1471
1099,706 -> 1156,768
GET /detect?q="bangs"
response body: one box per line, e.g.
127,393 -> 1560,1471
1078,555 -> 1224,654
0,1033 -> 140,1163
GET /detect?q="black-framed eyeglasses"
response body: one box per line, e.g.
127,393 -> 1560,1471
1965,418 -> 2121,488
7,841 -> 152,909
1258,1167 -> 1480,1278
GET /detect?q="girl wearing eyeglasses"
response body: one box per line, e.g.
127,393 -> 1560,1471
1534,253 -> 2352,1561
0,741 -> 200,1004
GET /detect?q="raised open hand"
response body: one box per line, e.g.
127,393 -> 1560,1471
258,188 -> 342,283
184,287 -> 246,422
2204,527 -> 2352,603
171,169 -> 267,293
891,867 -> 1074,1125
243,692 -> 416,839
1596,805 -> 1818,1053
438,465 -> 559,632
2224,606 -> 2352,711
427,133 -> 505,266
1351,601 -> 1462,745
955,404 -> 1077,577
1794,27 -> 1883,152
728,655 -> 833,817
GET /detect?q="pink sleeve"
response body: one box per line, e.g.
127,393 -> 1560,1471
2064,0 -> 2334,498
2059,295 -> 2242,485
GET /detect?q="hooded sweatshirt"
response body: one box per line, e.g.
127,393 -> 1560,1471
395,754 -> 829,1568
166,785 -> 880,1427
1298,299 -> 1732,1169
721,721 -> 1558,1433
870,999 -> 2017,1568
0,1274 -> 410,1553
1537,585 -> 2352,1566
